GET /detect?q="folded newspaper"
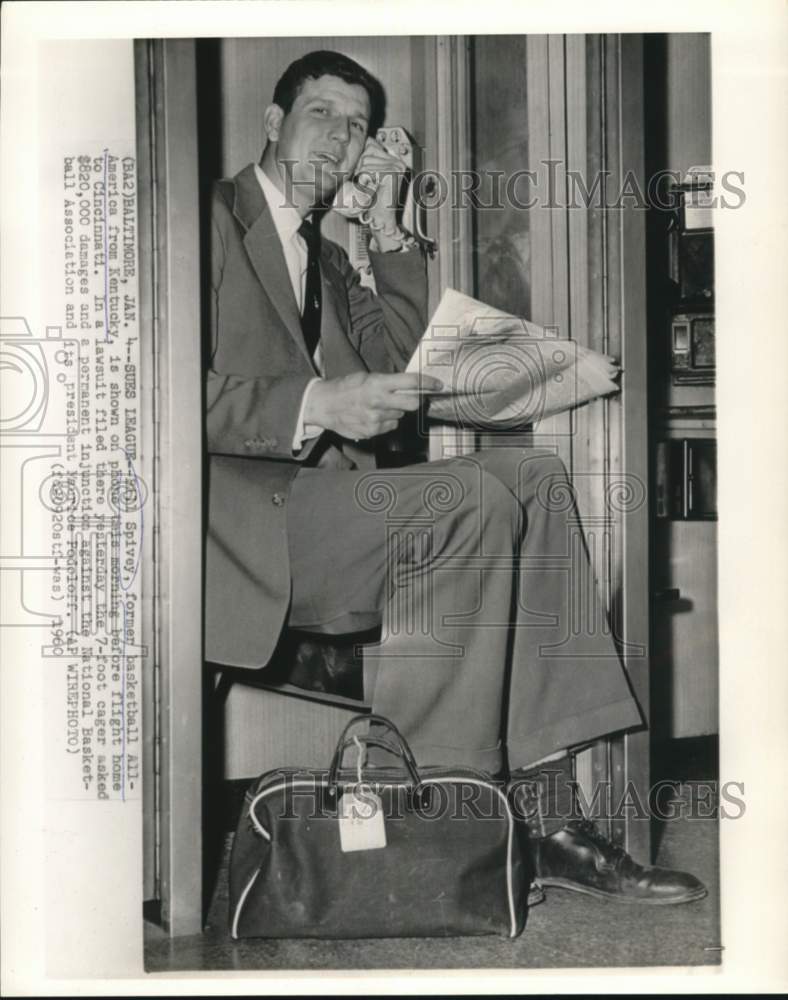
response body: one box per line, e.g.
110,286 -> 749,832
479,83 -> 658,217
405,289 -> 621,428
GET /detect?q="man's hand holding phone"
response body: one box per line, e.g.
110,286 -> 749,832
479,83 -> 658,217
343,136 -> 409,251
304,372 -> 443,441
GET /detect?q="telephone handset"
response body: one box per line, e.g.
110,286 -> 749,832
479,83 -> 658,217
331,167 -> 378,220
333,126 -> 416,228
331,126 -> 423,288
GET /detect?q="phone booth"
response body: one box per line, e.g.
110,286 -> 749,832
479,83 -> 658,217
137,34 -> 651,936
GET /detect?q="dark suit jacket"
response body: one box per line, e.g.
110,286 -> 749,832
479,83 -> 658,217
206,163 -> 429,668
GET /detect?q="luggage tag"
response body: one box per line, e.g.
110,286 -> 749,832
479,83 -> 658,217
338,737 -> 387,853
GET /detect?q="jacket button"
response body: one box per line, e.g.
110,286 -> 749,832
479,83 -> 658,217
271,493 -> 285,507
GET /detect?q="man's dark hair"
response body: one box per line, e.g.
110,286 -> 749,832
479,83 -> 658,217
272,50 -> 386,135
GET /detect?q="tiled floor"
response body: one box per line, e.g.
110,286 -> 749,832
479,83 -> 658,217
145,784 -> 720,972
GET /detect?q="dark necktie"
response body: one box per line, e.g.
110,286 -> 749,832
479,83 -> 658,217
298,216 -> 322,358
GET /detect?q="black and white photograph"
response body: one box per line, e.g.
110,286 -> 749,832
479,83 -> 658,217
1,2 -> 787,995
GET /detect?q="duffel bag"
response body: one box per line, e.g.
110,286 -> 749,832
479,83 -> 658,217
229,713 -> 530,939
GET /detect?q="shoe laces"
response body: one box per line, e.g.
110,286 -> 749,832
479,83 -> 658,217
569,818 -> 632,870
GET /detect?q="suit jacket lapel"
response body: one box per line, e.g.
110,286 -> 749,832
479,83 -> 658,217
228,164 -> 368,379
229,165 -> 314,368
227,165 -> 374,470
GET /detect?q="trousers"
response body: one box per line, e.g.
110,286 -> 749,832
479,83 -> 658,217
286,447 -> 643,774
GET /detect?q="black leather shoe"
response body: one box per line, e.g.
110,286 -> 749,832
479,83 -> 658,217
533,818 -> 707,905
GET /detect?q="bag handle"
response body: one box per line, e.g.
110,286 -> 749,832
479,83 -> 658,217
328,713 -> 422,787
336,734 -> 406,764
247,733 -> 430,841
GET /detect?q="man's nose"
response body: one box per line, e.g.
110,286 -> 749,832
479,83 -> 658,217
329,115 -> 351,144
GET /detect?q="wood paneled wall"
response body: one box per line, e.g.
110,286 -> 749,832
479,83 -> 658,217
219,37 -> 417,177
665,34 -> 712,176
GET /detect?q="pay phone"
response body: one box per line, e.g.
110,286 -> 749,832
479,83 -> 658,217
670,313 -> 715,385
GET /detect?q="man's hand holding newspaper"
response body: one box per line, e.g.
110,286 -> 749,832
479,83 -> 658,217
403,289 -> 621,428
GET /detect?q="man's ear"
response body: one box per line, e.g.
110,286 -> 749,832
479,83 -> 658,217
263,104 -> 285,142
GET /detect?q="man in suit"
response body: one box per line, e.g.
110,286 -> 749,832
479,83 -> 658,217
206,49 -> 706,905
